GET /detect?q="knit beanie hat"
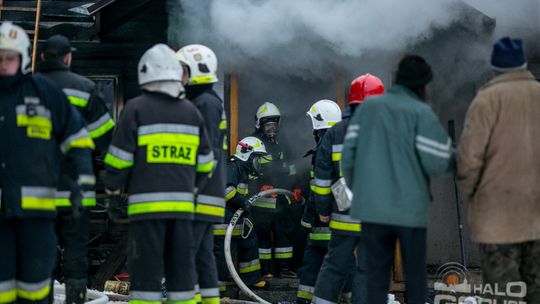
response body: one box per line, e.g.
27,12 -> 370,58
395,55 -> 433,88
491,37 -> 527,72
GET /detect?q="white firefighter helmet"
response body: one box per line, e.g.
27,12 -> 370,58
255,102 -> 281,129
0,22 -> 31,74
138,44 -> 182,86
234,136 -> 267,162
176,44 -> 218,85
306,99 -> 342,130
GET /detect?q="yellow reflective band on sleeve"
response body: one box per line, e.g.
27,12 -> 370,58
201,297 -> 219,304
104,153 -> 134,170
213,229 -> 242,237
128,202 -> 195,215
239,263 -> 261,274
195,204 -> 225,217
329,220 -> 362,232
225,187 -> 236,201
196,161 -> 213,173
274,252 -> 293,259
332,152 -> 342,161
129,300 -> 161,304
22,197 -> 55,211
311,185 -> 332,195
219,120 -> 227,130
68,137 -> 95,150
309,232 -> 331,241
89,119 -> 115,139
17,285 -> 50,301
67,96 -> 89,108
0,289 -> 16,304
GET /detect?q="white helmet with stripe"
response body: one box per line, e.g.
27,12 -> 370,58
138,44 -> 183,86
176,44 -> 218,85
0,22 -> 31,74
306,99 -> 342,130
234,136 -> 267,162
255,102 -> 280,129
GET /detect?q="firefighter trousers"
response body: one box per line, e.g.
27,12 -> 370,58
128,219 -> 196,304
214,209 -> 261,287
0,218 -> 57,304
192,221 -> 219,304
296,244 -> 326,304
252,206 -> 294,275
313,234 -> 363,304
55,208 -> 89,281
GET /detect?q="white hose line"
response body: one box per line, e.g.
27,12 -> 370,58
53,283 -> 109,304
224,188 -> 294,304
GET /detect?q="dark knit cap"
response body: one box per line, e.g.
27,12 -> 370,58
491,37 -> 527,72
395,55 -> 433,88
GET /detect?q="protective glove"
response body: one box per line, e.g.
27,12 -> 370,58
105,188 -> 123,221
293,188 -> 305,204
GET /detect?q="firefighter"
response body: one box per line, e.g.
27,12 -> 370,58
0,22 -> 95,304
213,137 -> 268,297
250,102 -> 298,278
38,34 -> 115,304
103,44 -> 214,304
312,74 -> 385,304
176,44 -> 227,304
296,100 -> 342,304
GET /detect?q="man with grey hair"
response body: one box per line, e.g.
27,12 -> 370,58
458,37 -> 540,303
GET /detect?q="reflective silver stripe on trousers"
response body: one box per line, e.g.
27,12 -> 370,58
258,248 -> 272,254
239,259 -> 260,268
16,105 -> 51,118
313,178 -> 332,187
312,295 -> 337,304
311,226 -> 331,234
138,124 -> 199,136
331,213 -> 361,223
332,144 -> 343,153
17,279 -> 50,292
87,112 -> 113,132
194,284 -> 200,293
63,88 -> 90,100
297,284 -> 314,293
197,152 -> 214,164
60,128 -> 90,153
237,183 -> 248,191
0,279 -> 16,292
108,145 -> 134,162
130,291 -> 162,301
167,290 -> 196,301
214,224 -> 242,230
197,195 -> 225,207
129,192 -> 194,204
274,247 -> 293,253
254,197 -> 276,203
200,288 -> 219,298
21,186 -> 55,198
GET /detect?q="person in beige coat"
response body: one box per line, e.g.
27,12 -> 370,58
458,37 -> 540,303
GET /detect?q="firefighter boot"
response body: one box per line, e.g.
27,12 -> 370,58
65,278 -> 87,304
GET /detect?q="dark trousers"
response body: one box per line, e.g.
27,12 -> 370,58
128,219 -> 195,303
252,206 -> 294,274
55,208 -> 89,280
362,223 -> 427,304
0,218 -> 57,304
192,221 -> 219,304
479,241 -> 540,303
313,234 -> 363,304
296,245 -> 327,304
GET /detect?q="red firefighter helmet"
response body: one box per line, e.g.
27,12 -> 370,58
348,73 -> 385,104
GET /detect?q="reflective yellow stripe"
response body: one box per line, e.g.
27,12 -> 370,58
89,119 -> 115,139
201,297 -> 219,304
225,188 -> 236,201
252,201 -> 276,209
168,300 -> 197,304
67,96 -> 88,107
239,263 -> 261,274
309,232 -> 331,241
0,289 -> 16,303
16,115 -> 52,129
196,161 -> 213,173
54,198 -> 96,207
128,202 -> 194,215
329,220 -> 362,232
195,204 -> 225,217
297,290 -> 313,300
274,252 -> 293,259
237,188 -> 248,195
139,133 -> 200,146
17,285 -> 50,301
68,136 -> 95,150
21,197 -> 55,211
259,253 -> 272,260
105,153 -> 134,169
213,228 -> 242,236
311,185 -> 332,195
332,152 -> 341,161
219,120 -> 227,130
130,301 -> 161,304
139,133 -> 199,165
190,75 -> 217,85
195,293 -> 202,303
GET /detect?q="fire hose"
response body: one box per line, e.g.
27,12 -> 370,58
224,188 -> 294,304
